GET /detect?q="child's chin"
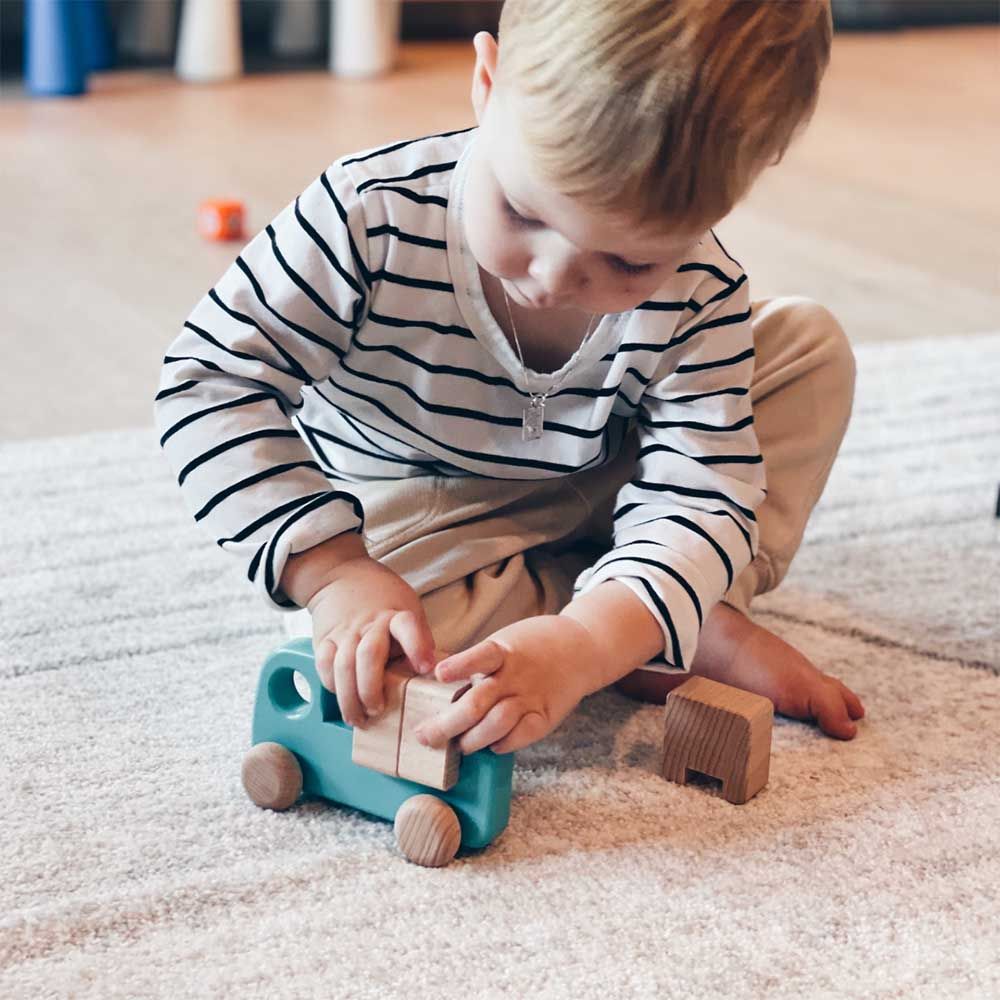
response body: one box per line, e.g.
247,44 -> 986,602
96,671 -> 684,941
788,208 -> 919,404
507,281 -> 550,310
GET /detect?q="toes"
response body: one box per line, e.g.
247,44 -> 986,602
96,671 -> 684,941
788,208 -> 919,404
809,687 -> 858,741
838,682 -> 866,720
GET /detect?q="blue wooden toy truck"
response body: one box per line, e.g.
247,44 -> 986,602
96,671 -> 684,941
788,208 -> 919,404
242,638 -> 515,866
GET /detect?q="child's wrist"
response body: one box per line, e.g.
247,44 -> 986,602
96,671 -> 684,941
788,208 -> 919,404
559,582 -> 665,694
280,531 -> 370,607
550,614 -> 614,699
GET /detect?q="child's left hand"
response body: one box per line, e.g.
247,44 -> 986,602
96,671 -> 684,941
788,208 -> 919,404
414,615 -> 601,755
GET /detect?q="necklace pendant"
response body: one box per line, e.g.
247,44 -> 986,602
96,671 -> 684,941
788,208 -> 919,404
523,396 -> 546,441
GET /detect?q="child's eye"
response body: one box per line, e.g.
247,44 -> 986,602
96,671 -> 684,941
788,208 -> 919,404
503,199 -> 540,227
503,196 -> 653,276
609,256 -> 654,276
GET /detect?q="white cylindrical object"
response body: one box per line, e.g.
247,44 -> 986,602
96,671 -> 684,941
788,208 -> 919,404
330,0 -> 402,78
176,0 -> 243,83
272,0 -> 324,58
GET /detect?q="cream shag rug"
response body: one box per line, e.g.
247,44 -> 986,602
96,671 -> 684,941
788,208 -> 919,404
2,333 -> 998,1000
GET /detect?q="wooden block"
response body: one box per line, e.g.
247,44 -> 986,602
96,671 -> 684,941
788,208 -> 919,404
396,674 -> 471,791
660,675 -> 773,804
351,661 -> 415,777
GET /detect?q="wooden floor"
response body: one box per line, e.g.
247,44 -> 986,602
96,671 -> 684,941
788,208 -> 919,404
1,27 -> 997,441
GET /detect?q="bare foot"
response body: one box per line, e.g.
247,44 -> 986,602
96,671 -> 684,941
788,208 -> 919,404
615,602 -> 866,740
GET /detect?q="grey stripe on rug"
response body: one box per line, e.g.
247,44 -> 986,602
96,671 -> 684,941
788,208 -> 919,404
2,333 -> 998,999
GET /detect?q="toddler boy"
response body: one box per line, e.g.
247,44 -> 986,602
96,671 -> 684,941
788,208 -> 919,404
154,0 -> 864,756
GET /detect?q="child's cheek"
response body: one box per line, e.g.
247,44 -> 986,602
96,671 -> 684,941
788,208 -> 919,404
469,233 -> 501,277
489,235 -> 528,278
463,199 -> 496,256
467,209 -> 524,278
618,272 -> 671,310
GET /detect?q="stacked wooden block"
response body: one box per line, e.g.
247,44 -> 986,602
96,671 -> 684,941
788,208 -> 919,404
352,661 -> 471,791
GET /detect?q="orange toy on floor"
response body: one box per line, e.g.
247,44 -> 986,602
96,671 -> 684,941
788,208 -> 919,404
197,199 -> 245,241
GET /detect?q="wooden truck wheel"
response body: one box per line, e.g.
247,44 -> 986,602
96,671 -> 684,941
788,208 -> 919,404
394,794 -> 462,867
242,741 -> 303,811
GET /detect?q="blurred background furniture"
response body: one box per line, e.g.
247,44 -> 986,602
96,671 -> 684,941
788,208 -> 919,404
6,0 -> 997,97
330,0 -> 401,77
116,0 -> 176,61
175,0 -> 242,82
831,0 -> 998,28
271,0 -> 323,59
4,0 -> 508,89
24,0 -> 113,95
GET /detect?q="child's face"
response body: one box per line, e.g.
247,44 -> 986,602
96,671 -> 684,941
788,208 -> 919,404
464,33 -> 705,316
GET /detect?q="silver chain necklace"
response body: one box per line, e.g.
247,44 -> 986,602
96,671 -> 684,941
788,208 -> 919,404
501,286 -> 602,441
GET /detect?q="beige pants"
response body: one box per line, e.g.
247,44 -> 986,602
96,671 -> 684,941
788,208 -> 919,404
283,297 -> 856,673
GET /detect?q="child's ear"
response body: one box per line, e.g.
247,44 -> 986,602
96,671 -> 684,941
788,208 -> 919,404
470,31 -> 499,124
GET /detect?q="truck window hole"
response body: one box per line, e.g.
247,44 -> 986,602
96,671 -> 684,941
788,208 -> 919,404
293,670 -> 313,704
268,667 -> 313,718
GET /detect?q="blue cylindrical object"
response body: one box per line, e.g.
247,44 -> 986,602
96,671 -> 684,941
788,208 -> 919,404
79,0 -> 115,72
25,0 -> 87,96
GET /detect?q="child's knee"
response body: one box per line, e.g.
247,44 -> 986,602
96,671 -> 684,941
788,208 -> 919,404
815,302 -> 855,404
787,297 -> 857,422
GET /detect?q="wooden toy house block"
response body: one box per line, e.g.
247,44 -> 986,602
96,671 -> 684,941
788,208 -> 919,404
661,675 -> 773,804
351,661 -> 471,792
350,661 -> 413,776
397,674 -> 471,790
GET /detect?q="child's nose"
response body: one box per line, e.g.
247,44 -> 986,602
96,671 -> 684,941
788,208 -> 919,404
528,252 -> 586,303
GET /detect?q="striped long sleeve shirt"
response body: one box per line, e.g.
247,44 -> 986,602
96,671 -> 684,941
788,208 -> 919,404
153,126 -> 767,672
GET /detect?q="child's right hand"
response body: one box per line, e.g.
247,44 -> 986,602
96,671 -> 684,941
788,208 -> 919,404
306,557 -> 442,728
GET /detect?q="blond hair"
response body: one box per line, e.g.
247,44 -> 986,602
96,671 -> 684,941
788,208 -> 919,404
496,0 -> 832,234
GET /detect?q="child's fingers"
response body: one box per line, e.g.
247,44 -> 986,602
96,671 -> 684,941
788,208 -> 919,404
355,620 -> 391,716
414,680 -> 501,749
315,637 -> 337,691
435,639 -> 505,682
489,709 -> 547,755
453,697 -> 526,755
388,609 -> 438,674
809,685 -> 858,741
333,635 -> 365,728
